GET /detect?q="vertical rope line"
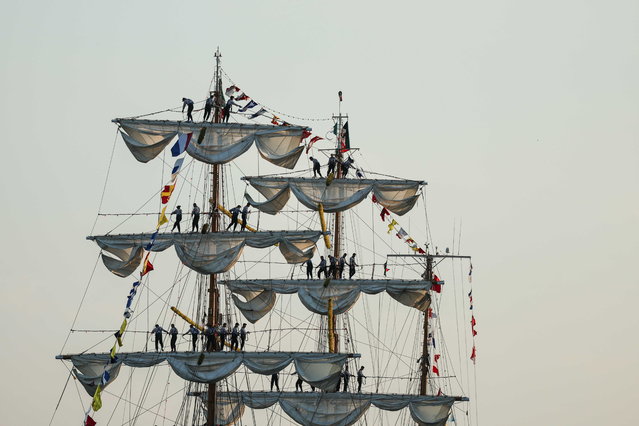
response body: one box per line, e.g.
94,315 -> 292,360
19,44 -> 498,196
90,128 -> 119,235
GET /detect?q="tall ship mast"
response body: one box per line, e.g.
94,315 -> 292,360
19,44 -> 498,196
53,51 -> 478,426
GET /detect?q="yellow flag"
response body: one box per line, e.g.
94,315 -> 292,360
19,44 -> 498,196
157,206 -> 168,228
92,385 -> 103,411
387,219 -> 398,234
110,343 -> 117,359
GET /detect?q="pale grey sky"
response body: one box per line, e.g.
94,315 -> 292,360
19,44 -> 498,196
1,1 -> 638,425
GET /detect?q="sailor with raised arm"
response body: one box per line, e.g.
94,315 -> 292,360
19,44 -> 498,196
182,97 -> 194,122
151,324 -> 167,352
357,366 -> 366,393
309,156 -> 322,178
169,324 -> 179,352
223,96 -> 240,123
183,324 -> 199,352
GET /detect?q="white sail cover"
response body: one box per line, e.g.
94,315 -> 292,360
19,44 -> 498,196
115,119 -> 309,168
66,352 -> 353,395
225,279 -> 432,322
243,177 -> 425,216
199,392 -> 458,426
89,231 -> 322,277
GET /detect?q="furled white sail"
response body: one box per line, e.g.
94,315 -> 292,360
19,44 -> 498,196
65,352 -> 354,395
89,231 -> 322,277
115,119 -> 309,169
224,279 -> 432,322
243,177 -> 425,216
198,392 -> 457,426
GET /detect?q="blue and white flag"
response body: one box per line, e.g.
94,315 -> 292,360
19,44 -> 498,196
171,133 -> 192,157
144,230 -> 159,251
239,100 -> 257,112
171,158 -> 184,175
249,108 -> 267,119
101,370 -> 111,386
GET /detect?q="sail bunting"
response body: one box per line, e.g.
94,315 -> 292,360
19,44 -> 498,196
115,119 -> 309,169
243,177 -> 425,216
200,392 -> 456,426
225,279 -> 432,322
67,352 -> 353,395
89,231 -> 322,277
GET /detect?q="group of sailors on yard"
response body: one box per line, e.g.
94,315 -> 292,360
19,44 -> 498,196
150,322 -> 249,352
307,253 -> 358,280
181,93 -> 240,123
270,366 -> 366,393
309,154 -> 359,178
168,202 -> 251,233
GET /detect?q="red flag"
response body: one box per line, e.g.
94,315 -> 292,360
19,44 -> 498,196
371,194 -> 378,203
470,345 -> 477,364
142,253 -> 154,276
380,207 -> 390,221
161,185 -> 175,204
417,248 -> 426,254
236,93 -> 250,101
431,283 -> 442,293
428,308 -> 433,318
301,130 -> 312,139
434,354 -> 441,363
305,136 -> 323,154
471,316 -> 476,326
471,316 -> 478,336
433,274 -> 440,282
85,415 -> 97,426
225,85 -> 239,96
271,117 -> 279,125
432,365 -> 439,376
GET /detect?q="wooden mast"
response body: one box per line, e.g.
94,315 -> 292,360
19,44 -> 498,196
206,47 -> 222,426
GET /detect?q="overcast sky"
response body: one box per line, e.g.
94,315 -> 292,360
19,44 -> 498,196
1,1 -> 638,425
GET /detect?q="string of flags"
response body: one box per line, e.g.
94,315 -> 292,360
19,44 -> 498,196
468,263 -> 477,365
373,195 -> 427,257
85,134 -> 189,425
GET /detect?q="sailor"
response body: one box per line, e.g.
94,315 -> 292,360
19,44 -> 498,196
328,255 -> 337,279
204,325 -> 215,352
239,323 -> 249,350
191,203 -> 200,232
295,374 -> 304,392
270,373 -> 280,392
338,253 -> 347,279
342,366 -> 351,392
240,203 -> 250,231
230,323 -> 240,351
169,323 -> 179,352
182,98 -> 194,122
355,168 -> 364,178
309,156 -> 322,178
223,96 -> 240,123
327,154 -> 337,176
184,325 -> 199,351
219,322 -> 228,350
171,205 -> 183,233
151,324 -> 167,352
341,157 -> 354,177
305,258 -> 313,279
203,93 -> 214,122
316,256 -> 327,279
226,205 -> 242,231
357,366 -> 366,393
349,253 -> 357,279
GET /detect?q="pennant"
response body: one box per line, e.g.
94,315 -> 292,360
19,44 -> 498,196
271,115 -> 280,125
155,207 -> 168,229
471,316 -> 478,336
161,185 -> 175,204
332,122 -> 339,136
101,370 -> 111,386
302,130 -> 312,139
470,345 -> 477,364
417,248 -> 426,254
92,385 -> 103,411
236,93 -> 250,101
85,415 -> 97,426
339,121 -> 351,152
171,158 -> 184,175
387,219 -> 398,234
380,207 -> 390,221
141,253 -> 154,276
434,354 -> 441,363
239,100 -> 258,112
372,194 -> 378,203
225,85 -> 239,96
144,230 -> 158,250
432,365 -> 439,376
431,282 -> 442,293
249,108 -> 267,119
305,136 -> 323,154
171,133 -> 192,157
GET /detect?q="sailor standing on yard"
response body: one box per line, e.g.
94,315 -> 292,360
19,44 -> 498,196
151,324 -> 167,352
327,154 -> 337,176
230,323 -> 240,351
226,205 -> 241,231
357,366 -> 366,393
223,96 -> 240,123
341,157 -> 354,177
316,256 -> 327,279
203,93 -> 214,122
328,255 -> 337,278
182,98 -> 194,122
305,258 -> 313,279
338,253 -> 347,279
219,322 -> 228,350
171,205 -> 183,233
239,323 -> 249,351
349,253 -> 357,279
191,203 -> 200,232
169,324 -> 179,352
270,373 -> 280,391
342,366 -> 351,392
309,156 -> 322,178
240,203 -> 250,231
184,325 -> 199,352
